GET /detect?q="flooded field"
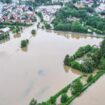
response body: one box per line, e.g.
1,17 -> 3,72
0,24 -> 102,105
73,76 -> 105,105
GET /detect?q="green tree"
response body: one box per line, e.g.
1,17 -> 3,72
49,96 -> 56,104
71,79 -> 83,95
29,98 -> 37,105
64,55 -> 70,65
31,29 -> 36,35
61,93 -> 68,103
0,0 -> 12,3
100,38 -> 105,56
71,21 -> 87,33
99,57 -> 105,70
37,12 -> 43,21
21,39 -> 29,48
87,75 -> 93,82
44,21 -> 51,29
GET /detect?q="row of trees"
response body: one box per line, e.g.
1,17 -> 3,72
12,26 -> 22,34
30,70 -> 105,105
54,21 -> 87,33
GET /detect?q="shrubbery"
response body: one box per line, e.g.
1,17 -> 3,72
87,75 -> 93,82
29,99 -> 37,105
31,29 -> 36,35
43,21 -> 51,29
21,39 -> 29,48
49,96 -> 56,104
71,79 -> 83,95
0,33 -> 9,41
61,93 -> 69,103
36,12 -> 43,22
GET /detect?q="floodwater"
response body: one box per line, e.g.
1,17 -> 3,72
0,24 -> 102,105
73,76 -> 105,105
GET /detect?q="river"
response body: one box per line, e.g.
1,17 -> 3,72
0,24 -> 102,105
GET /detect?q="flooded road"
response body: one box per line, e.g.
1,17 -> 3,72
0,25 -> 102,105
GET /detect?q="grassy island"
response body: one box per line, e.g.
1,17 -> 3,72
64,38 -> 105,73
64,45 -> 100,73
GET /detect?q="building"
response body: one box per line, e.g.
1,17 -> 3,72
52,0 -> 69,3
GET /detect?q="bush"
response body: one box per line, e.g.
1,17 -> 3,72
49,96 -> 56,104
29,98 -> 37,105
71,79 -> 83,95
99,57 -> 105,70
0,33 -> 10,41
74,45 -> 92,58
87,75 -> 93,82
54,23 -> 71,31
61,93 -> 69,103
21,39 -> 29,48
44,21 -> 51,29
71,21 -> 87,33
64,55 -> 70,65
37,12 -> 43,21
31,29 -> 36,35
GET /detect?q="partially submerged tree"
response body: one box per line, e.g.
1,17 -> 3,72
71,79 -> 83,95
31,29 -> 36,35
21,39 -> 29,48
29,98 -> 37,105
61,93 -> 69,103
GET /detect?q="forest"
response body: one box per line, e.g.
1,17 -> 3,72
52,2 -> 105,34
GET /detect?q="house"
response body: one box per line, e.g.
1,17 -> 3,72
0,27 -> 10,36
1,27 -> 10,33
96,4 -> 105,12
74,2 -> 85,8
52,0 -> 69,3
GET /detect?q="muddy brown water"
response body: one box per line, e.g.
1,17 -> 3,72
0,24 -> 102,105
72,76 -> 105,105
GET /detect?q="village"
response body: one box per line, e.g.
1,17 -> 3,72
0,0 -> 105,23
0,3 -> 36,39
0,4 -> 36,24
0,0 -> 105,39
